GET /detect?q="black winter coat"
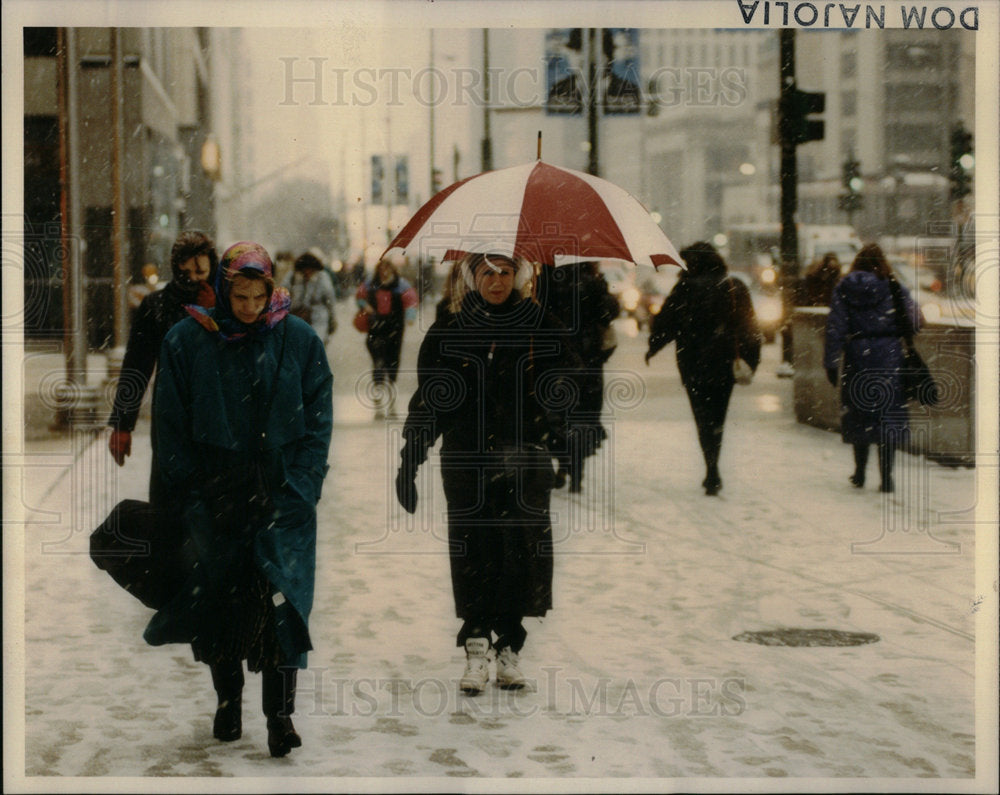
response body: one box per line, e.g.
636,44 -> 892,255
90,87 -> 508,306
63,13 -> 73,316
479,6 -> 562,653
108,281 -> 202,432
400,292 -> 579,619
647,273 -> 762,386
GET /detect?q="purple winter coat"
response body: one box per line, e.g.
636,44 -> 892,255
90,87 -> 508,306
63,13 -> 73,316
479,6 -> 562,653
824,271 -> 922,445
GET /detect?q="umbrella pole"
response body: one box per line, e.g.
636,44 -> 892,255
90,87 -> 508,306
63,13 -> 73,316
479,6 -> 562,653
537,130 -> 542,160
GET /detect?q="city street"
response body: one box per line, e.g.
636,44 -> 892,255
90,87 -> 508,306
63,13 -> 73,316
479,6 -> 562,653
11,303 -> 986,787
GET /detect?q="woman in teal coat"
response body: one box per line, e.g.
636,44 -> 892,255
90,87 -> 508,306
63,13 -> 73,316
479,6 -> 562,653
144,242 -> 333,757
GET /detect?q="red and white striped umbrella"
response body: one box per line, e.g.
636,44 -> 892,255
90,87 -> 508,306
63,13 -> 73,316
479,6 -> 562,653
383,160 -> 682,268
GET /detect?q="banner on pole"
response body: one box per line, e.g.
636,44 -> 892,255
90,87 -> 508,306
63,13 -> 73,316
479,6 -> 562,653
545,28 -> 584,115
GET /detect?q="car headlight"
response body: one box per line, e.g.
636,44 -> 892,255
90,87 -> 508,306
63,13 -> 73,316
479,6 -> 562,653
755,297 -> 783,325
621,286 -> 640,311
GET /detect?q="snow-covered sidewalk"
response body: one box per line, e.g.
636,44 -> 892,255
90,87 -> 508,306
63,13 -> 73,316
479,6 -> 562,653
8,319 -> 995,791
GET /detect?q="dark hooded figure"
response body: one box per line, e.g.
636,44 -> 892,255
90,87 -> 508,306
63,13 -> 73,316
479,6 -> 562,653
395,252 -> 578,695
645,242 -> 762,495
540,262 -> 620,492
107,230 -> 218,507
824,243 -> 922,493
145,242 -> 333,758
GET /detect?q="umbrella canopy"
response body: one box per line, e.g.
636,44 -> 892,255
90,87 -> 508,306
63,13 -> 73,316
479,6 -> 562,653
383,160 -> 682,268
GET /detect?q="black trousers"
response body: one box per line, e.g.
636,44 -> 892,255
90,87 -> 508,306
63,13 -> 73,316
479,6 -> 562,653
683,377 -> 734,475
456,616 -> 527,654
367,330 -> 403,384
853,441 -> 896,486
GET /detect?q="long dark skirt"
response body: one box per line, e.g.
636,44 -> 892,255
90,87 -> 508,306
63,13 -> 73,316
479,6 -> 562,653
441,452 -> 555,620
144,491 -> 285,672
190,558 -> 284,673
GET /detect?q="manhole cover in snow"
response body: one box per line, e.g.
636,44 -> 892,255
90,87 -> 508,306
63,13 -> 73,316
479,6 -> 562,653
732,629 -> 880,647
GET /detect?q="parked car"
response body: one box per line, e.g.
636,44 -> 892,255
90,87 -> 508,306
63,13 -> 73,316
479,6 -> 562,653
892,258 -> 972,325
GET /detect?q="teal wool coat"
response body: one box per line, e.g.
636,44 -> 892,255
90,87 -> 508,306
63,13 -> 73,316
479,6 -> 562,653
143,314 -> 333,667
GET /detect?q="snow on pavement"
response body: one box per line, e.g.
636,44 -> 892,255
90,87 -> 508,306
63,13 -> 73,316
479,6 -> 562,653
10,314 -> 992,790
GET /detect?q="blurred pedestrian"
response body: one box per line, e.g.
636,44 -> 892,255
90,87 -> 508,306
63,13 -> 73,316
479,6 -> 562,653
107,230 -> 217,507
356,256 -> 418,419
395,251 -> 577,694
645,242 -> 762,495
144,241 -> 333,758
542,262 -> 619,492
286,251 -> 338,344
799,252 -> 842,306
824,243 -> 922,493
127,263 -> 162,317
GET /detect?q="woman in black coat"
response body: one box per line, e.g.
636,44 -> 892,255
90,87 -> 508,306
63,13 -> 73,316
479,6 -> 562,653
395,252 -> 577,694
541,262 -> 619,492
107,230 -> 217,507
645,242 -> 762,495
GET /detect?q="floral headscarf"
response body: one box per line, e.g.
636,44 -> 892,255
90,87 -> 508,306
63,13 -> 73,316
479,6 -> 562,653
186,241 -> 291,341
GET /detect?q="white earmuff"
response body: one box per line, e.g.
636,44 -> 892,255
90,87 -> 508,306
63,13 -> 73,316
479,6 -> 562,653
513,260 -> 533,290
461,254 -> 532,291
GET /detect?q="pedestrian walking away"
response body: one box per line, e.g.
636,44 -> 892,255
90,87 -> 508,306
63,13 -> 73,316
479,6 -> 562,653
286,251 -> 338,344
106,230 -> 218,508
824,243 -> 922,493
143,241 -> 333,758
645,241 -> 762,496
356,256 -> 418,419
394,251 -> 579,695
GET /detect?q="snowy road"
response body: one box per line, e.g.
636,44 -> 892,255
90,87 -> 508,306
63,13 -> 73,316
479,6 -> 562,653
10,308 -> 992,789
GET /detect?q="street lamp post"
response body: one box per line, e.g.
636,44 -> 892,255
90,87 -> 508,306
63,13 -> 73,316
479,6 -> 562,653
110,28 -> 128,353
482,29 -> 493,171
586,28 -> 600,177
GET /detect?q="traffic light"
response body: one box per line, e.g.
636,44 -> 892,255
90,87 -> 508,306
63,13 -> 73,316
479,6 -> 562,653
779,87 -> 825,145
838,155 -> 863,213
949,123 -> 973,200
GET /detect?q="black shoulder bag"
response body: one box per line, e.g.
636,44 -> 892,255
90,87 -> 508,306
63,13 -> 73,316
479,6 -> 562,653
888,276 -> 939,406
727,278 -> 754,385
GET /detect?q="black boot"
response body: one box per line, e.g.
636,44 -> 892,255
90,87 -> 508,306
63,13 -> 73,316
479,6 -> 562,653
210,659 -> 244,742
850,443 -> 868,488
878,441 -> 895,493
262,666 -> 301,758
702,464 -> 722,496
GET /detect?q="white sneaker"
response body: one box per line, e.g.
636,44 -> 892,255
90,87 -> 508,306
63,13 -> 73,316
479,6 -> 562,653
459,637 -> 492,694
775,361 -> 795,378
495,647 -> 526,690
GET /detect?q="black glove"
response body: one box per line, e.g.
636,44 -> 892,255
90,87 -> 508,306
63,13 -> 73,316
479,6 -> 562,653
395,467 -> 417,514
826,367 -> 838,386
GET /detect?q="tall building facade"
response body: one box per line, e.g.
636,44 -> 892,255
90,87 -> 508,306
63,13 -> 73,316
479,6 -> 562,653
725,28 -> 975,245
479,27 -> 974,254
22,27 -> 229,346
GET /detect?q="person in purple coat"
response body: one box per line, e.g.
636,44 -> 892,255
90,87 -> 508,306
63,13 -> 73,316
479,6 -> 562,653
824,243 -> 923,493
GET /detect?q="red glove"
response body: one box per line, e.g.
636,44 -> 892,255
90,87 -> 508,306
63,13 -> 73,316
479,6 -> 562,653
196,280 -> 216,307
108,430 -> 132,466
